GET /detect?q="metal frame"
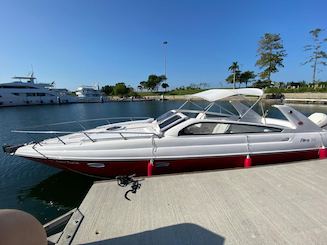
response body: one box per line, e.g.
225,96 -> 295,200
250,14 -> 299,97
24,117 -> 150,130
11,117 -> 158,145
177,95 -> 263,120
9,95 -> 267,147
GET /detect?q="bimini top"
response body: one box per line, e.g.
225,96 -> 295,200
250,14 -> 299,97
188,88 -> 264,102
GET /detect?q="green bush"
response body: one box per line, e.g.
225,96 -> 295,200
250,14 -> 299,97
265,87 -> 327,93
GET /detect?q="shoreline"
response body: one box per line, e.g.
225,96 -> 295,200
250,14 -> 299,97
1,92 -> 327,108
130,92 -> 327,104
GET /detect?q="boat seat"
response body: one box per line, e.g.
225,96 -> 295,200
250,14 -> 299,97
196,112 -> 207,120
308,113 -> 327,127
212,123 -> 230,134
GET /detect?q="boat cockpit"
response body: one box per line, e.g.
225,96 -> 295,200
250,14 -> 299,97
154,108 -> 285,137
153,88 -> 326,137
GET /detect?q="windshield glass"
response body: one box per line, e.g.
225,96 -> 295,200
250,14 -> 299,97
156,110 -> 175,124
159,115 -> 182,129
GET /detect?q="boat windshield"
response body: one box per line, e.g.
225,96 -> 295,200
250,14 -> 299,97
156,110 -> 187,131
159,115 -> 182,129
156,110 -> 176,124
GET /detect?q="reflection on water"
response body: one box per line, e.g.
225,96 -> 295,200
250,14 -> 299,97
0,101 -> 183,223
21,171 -> 95,208
0,101 -> 327,223
17,171 -> 96,223
287,103 -> 327,116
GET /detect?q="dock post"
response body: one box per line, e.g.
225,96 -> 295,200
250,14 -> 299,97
319,146 -> 327,159
244,154 -> 252,168
147,159 -> 154,176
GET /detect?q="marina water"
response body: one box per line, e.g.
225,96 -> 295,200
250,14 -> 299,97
0,101 -> 327,223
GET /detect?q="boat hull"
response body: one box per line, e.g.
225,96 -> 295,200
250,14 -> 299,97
26,149 -> 319,178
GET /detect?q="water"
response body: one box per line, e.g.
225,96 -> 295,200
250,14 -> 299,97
0,101 -> 184,223
0,101 -> 327,224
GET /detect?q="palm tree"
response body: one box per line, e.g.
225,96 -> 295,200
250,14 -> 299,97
228,62 -> 240,89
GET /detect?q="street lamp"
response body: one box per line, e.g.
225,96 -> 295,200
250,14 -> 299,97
163,41 -> 168,79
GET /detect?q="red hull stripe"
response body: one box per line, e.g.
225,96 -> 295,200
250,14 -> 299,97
27,149 -> 319,178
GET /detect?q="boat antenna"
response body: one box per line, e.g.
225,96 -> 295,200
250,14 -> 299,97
30,65 -> 35,83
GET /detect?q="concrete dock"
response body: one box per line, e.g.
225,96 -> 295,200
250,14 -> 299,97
53,159 -> 327,244
285,98 -> 327,104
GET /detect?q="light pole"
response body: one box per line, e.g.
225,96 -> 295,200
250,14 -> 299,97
163,41 -> 168,79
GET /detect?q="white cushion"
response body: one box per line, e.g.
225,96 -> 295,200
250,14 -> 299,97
212,124 -> 230,134
196,112 -> 206,120
309,113 -> 327,127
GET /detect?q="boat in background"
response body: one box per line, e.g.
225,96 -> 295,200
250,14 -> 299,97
0,74 -> 78,107
3,88 -> 327,178
75,86 -> 107,103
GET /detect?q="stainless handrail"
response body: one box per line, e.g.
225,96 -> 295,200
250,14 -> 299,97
12,130 -> 159,135
22,117 -> 150,130
12,129 -> 161,145
11,116 -> 155,144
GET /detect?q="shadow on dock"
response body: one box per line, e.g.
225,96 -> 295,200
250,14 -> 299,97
83,223 -> 225,245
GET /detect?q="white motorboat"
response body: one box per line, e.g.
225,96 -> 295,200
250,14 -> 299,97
3,88 -> 327,178
0,75 -> 77,107
75,86 -> 106,103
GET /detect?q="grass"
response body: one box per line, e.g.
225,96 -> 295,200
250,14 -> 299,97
136,87 -> 327,97
265,87 -> 327,93
137,88 -> 204,96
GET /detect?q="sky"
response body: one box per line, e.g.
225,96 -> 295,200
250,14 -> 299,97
0,0 -> 326,90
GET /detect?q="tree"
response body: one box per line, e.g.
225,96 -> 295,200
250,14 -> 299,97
240,71 -> 256,88
226,70 -> 241,87
252,80 -> 272,89
138,81 -> 147,91
137,85 -> 143,91
141,74 -> 167,91
147,75 -> 159,91
199,82 -> 209,89
113,82 -> 130,96
256,33 -> 287,81
161,82 -> 169,92
101,85 -> 114,96
303,28 -> 327,83
228,62 -> 240,89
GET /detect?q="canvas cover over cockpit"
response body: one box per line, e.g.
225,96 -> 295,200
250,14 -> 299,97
188,88 -> 264,102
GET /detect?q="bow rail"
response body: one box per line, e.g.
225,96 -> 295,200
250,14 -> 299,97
19,116 -> 150,130
11,116 -> 158,144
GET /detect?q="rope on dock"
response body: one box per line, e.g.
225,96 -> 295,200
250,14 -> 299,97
116,175 -> 143,201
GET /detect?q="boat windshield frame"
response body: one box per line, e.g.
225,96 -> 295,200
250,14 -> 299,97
175,92 -> 266,123
156,111 -> 188,132
156,110 -> 177,124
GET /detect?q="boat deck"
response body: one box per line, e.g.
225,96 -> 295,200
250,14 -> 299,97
57,159 -> 327,244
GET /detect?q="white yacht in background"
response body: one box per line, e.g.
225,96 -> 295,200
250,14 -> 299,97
75,86 -> 106,103
0,75 -> 78,107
